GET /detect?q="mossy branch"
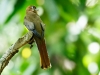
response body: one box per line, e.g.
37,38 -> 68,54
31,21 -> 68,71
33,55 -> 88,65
0,31 -> 34,75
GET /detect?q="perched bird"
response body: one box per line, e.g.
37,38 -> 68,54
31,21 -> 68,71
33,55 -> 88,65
24,6 -> 51,69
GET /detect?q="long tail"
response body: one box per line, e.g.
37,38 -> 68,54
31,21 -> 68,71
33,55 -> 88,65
34,37 -> 51,69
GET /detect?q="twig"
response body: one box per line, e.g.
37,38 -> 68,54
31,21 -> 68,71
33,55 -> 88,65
0,31 -> 34,75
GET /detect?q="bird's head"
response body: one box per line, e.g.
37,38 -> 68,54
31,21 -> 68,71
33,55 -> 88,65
26,6 -> 38,14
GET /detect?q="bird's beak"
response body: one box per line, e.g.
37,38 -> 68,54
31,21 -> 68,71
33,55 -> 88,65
32,8 -> 38,12
35,8 -> 39,11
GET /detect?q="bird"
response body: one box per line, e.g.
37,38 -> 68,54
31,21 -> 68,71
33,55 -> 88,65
24,5 -> 51,69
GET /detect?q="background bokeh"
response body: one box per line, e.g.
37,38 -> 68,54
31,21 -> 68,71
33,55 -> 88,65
0,0 -> 100,75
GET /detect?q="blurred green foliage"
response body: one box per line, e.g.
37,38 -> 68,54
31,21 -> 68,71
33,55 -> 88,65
0,0 -> 100,75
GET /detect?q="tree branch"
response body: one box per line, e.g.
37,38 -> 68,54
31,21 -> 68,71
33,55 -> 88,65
0,31 -> 34,74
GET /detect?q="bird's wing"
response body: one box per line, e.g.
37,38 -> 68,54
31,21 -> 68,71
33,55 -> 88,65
40,22 -> 45,31
40,23 -> 45,38
24,18 -> 42,39
24,18 -> 34,30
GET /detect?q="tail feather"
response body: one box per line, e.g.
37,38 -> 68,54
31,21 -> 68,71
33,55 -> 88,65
34,37 -> 51,69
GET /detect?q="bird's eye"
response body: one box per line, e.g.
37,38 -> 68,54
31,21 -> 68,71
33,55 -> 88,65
32,6 -> 36,9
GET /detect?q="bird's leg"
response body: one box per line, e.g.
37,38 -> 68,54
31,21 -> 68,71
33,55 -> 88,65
30,44 -> 33,49
29,40 -> 34,49
28,33 -> 35,48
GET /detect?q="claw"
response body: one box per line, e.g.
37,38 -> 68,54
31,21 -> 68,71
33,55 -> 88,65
30,44 -> 33,49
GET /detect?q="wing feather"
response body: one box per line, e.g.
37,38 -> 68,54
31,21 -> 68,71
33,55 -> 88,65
24,18 -> 35,31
